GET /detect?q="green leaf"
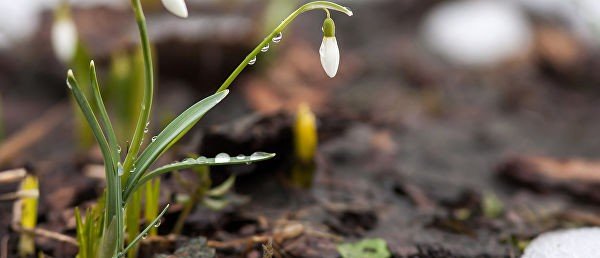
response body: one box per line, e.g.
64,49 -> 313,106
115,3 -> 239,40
337,238 -> 391,258
122,90 -> 229,202
202,197 -> 230,211
207,176 -> 235,197
98,216 -> 118,258
89,61 -> 120,165
129,152 -> 275,196
121,204 -> 170,256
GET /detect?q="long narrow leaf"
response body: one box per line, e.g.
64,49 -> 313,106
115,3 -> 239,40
120,204 -> 169,256
129,152 -> 275,195
123,90 -> 229,201
89,61 -> 120,165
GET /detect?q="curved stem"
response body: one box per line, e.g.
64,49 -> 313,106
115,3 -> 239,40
123,0 -> 154,177
215,1 -> 352,93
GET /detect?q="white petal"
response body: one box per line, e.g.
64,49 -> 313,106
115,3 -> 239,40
319,37 -> 339,78
51,19 -> 77,63
161,0 -> 188,18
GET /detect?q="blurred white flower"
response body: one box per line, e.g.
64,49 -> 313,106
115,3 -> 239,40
319,17 -> 339,78
51,16 -> 77,63
161,0 -> 188,18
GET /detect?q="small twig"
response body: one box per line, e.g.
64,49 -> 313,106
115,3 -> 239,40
0,189 -> 39,201
0,168 -> 26,184
11,224 -> 78,247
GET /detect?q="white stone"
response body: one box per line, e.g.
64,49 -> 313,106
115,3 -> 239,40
422,0 -> 532,67
522,227 -> 600,258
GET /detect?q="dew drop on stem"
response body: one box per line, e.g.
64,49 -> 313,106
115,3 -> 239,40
248,56 -> 257,65
272,32 -> 282,43
154,220 -> 161,227
142,232 -> 148,239
236,154 -> 245,160
151,136 -> 157,142
261,44 -> 270,52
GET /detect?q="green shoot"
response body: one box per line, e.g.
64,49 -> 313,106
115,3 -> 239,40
125,191 -> 141,258
18,175 -> 39,257
291,103 -> 318,188
144,178 -> 160,237
75,195 -> 105,258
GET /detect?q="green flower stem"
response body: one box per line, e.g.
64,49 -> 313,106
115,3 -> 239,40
215,1 -> 352,93
123,0 -> 155,176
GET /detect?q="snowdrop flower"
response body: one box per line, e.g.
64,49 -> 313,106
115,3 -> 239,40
161,0 -> 188,18
319,17 -> 339,78
51,5 -> 78,63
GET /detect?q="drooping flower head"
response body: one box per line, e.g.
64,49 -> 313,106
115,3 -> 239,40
319,17 -> 339,78
161,0 -> 188,18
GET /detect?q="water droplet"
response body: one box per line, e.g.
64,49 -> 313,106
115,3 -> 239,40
261,44 -> 270,52
154,220 -> 161,227
272,32 -> 282,43
117,146 -> 122,154
236,154 -> 245,160
142,233 -> 148,239
196,156 -> 207,163
117,162 -> 124,176
215,153 -> 231,163
144,127 -> 149,133
183,158 -> 195,163
130,166 -> 136,173
245,162 -> 251,165
151,136 -> 157,142
250,152 -> 269,161
248,56 -> 257,65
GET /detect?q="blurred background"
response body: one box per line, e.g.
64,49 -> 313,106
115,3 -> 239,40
2,0 -> 600,256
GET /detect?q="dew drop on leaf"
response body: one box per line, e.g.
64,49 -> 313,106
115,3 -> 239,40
215,153 -> 231,163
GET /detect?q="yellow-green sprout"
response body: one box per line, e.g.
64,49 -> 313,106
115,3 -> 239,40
18,175 -> 39,257
291,103 -> 318,188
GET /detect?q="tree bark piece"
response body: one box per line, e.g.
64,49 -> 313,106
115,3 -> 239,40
497,156 -> 600,202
